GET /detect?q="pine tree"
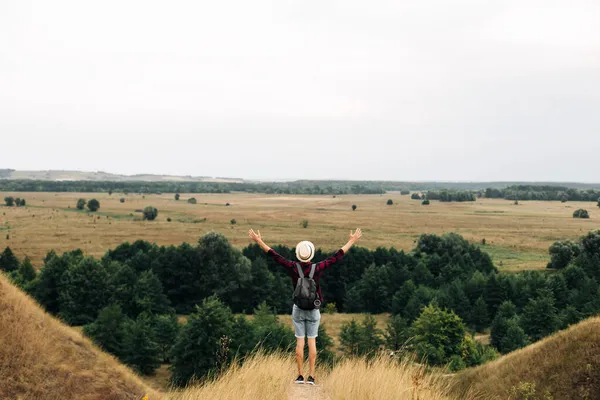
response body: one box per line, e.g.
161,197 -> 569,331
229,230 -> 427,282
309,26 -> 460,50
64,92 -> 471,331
490,301 -> 517,350
0,247 -> 20,272
123,314 -> 161,375
470,296 -> 490,332
133,270 -> 172,315
384,314 -> 409,351
315,324 -> 336,366
339,319 -> 362,356
169,296 -> 235,387
83,304 -> 130,358
360,315 -> 384,357
251,302 -> 295,352
484,274 -> 504,318
499,318 -> 529,353
520,290 -> 560,341
153,314 -> 181,363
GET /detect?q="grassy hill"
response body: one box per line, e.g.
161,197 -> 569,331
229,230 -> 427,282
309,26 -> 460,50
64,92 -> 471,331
0,273 -> 161,400
453,317 -> 600,399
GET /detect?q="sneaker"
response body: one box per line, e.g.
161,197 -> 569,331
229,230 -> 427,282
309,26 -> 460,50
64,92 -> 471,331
294,375 -> 305,384
306,376 -> 315,385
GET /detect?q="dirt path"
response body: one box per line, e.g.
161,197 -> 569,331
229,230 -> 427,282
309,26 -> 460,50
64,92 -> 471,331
288,383 -> 325,400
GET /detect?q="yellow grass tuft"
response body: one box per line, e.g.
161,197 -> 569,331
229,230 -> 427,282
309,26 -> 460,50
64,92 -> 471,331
0,273 -> 161,400
166,353 -> 296,400
321,355 -> 455,400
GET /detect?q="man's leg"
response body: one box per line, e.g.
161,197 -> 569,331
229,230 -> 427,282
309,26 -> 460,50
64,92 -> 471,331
307,338 -> 317,378
296,337 -> 305,375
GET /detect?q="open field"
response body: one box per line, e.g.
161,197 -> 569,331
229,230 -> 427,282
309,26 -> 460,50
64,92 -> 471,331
1,191 -> 598,271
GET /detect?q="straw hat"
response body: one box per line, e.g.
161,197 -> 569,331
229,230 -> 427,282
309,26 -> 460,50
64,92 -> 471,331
295,241 -> 315,262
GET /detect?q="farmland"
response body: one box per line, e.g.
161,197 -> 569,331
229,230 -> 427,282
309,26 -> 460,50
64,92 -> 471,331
0,191 -> 597,271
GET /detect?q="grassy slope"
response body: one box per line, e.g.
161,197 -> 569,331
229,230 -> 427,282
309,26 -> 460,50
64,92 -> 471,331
453,317 -> 600,399
0,273 -> 161,400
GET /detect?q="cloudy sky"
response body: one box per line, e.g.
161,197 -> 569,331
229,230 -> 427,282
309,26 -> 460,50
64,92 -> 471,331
1,0 -> 599,181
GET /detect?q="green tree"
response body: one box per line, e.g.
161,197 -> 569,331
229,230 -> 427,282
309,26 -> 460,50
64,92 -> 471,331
18,198 -> 26,206
4,196 -> 15,206
58,257 -> 111,325
153,314 -> 181,363
352,204 -> 357,211
315,324 -> 336,366
490,301 -> 518,350
123,314 -> 161,375
520,290 -> 560,341
0,246 -> 20,272
548,240 -> 580,269
143,206 -> 159,221
410,304 -> 466,365
387,199 -> 393,205
597,197 -> 600,208
470,296 -> 490,332
12,256 -> 36,288
187,197 -> 197,204
251,302 -> 295,352
133,270 -> 172,315
339,319 -> 362,356
120,198 -> 125,203
411,193 -> 421,200
422,199 -> 430,205
83,304 -> 130,358
175,193 -> 180,201
499,318 -> 530,353
76,198 -> 86,210
33,250 -> 81,314
87,198 -> 100,212
384,314 -> 409,351
339,316 -> 383,357
169,296 -> 235,386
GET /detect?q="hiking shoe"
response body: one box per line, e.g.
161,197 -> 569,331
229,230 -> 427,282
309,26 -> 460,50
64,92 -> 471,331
306,376 -> 315,385
295,375 -> 305,384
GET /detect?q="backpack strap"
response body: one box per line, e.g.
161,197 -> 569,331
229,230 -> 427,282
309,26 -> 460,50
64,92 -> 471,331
308,263 -> 317,279
296,263 -> 304,278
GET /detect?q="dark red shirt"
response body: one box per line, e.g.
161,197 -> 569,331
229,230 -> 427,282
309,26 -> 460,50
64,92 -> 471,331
268,248 -> 345,303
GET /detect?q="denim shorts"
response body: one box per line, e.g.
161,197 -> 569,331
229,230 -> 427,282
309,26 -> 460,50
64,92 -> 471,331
292,304 -> 321,339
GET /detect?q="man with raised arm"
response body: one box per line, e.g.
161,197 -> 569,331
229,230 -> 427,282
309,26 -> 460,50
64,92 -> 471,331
248,228 -> 363,385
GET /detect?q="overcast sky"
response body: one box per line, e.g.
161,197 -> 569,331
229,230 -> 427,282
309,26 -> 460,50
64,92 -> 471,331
1,1 -> 599,181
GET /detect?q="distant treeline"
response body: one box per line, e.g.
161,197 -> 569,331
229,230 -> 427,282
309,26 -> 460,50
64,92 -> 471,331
425,190 -> 476,202
2,178 -> 600,195
485,185 -> 600,202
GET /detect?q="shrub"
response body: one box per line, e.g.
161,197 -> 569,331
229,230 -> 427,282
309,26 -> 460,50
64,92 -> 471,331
301,219 -> 308,228
352,204 -> 357,211
387,199 -> 393,205
422,199 -> 430,205
143,206 -> 159,221
230,219 -> 237,225
4,196 -> 15,206
411,193 -> 421,200
573,209 -> 589,219
400,189 -> 410,195
119,198 -> 125,203
175,193 -> 180,201
87,199 -> 100,212
225,202 -> 230,206
187,198 -> 197,204
0,247 -> 20,272
108,190 -> 113,196
76,199 -> 86,210
548,240 -> 580,269
323,302 -> 337,314
167,217 -> 172,222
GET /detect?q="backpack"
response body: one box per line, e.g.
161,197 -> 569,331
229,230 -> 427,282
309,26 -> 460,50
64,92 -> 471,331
293,263 -> 320,310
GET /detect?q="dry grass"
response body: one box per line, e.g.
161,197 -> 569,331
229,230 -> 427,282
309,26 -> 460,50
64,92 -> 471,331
321,355 -> 456,400
453,317 -> 600,399
1,192 -> 597,271
167,352 -> 457,400
0,273 -> 161,400
166,353 -> 296,400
